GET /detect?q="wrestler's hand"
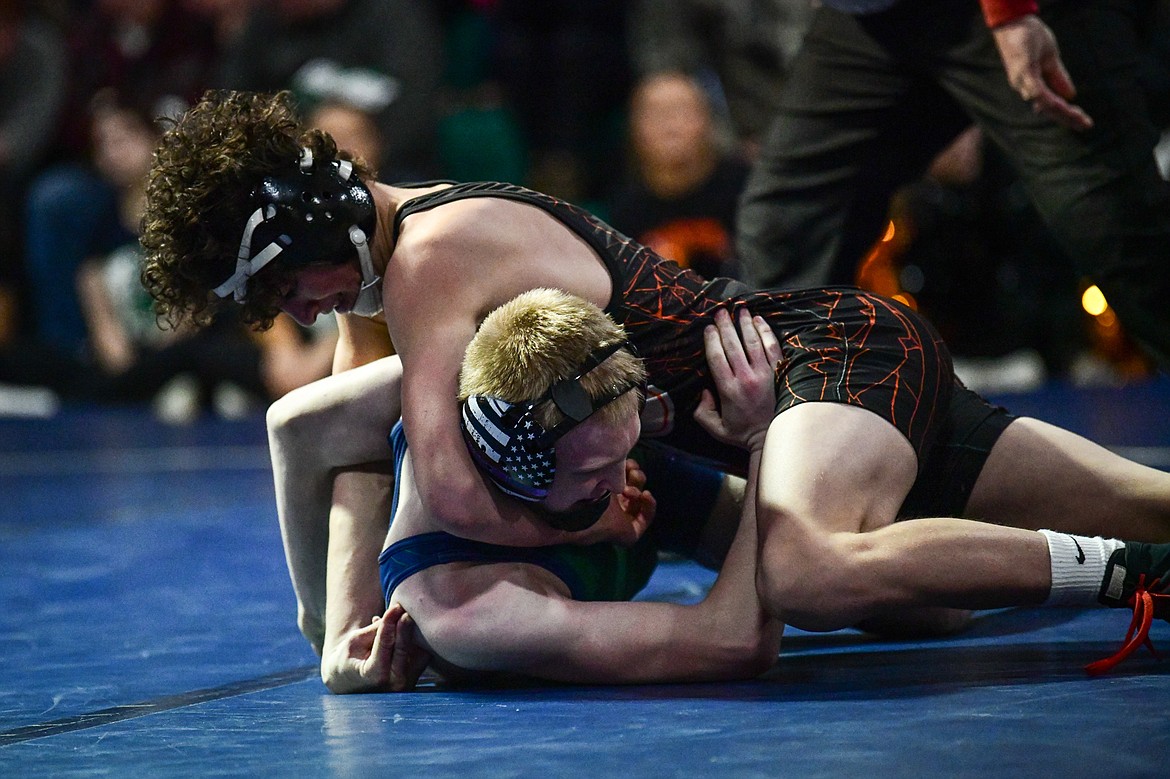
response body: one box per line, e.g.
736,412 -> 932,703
321,603 -> 432,694
577,458 -> 656,547
991,15 -> 1093,131
694,308 -> 782,453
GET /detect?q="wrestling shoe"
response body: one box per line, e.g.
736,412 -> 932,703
1086,542 -> 1170,675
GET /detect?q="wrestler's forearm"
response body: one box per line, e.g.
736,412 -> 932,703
415,576 -> 777,685
321,470 -> 394,662
315,469 -> 416,694
268,408 -> 333,650
698,447 -> 782,658
266,358 -> 402,648
413,452 -> 779,686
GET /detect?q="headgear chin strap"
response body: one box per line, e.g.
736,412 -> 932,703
461,339 -> 640,510
213,147 -> 380,313
531,493 -> 612,532
347,224 -> 383,317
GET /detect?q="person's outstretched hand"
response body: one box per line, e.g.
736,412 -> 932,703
992,15 -> 1093,131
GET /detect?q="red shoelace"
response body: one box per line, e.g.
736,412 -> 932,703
1085,575 -> 1168,676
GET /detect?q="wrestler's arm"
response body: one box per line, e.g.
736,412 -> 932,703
318,468 -> 430,693
400,444 -> 778,684
385,222 -> 641,548
337,550 -> 777,690
320,454 -> 659,692
267,315 -> 399,653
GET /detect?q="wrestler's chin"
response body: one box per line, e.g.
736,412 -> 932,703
333,292 -> 357,315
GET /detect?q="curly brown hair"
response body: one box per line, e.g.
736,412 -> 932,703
140,90 -> 376,330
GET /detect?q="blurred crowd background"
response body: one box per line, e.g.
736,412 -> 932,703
1,0 -> 1168,421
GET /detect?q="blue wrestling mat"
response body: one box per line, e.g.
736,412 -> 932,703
1,380 -> 1168,777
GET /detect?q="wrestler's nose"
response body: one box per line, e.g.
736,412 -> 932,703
282,298 -> 319,326
597,461 -> 627,496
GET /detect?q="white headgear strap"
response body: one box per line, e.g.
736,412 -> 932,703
212,205 -> 283,301
348,224 -> 383,317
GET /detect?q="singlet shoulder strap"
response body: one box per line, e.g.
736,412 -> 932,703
391,181 -> 536,244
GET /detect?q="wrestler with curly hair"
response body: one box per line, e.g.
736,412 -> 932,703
142,90 -> 376,330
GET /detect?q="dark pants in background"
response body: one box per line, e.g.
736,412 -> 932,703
737,0 -> 1170,366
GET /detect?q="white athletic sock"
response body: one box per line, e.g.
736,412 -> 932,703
1038,530 -> 1125,606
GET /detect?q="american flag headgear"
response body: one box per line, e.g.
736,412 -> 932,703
461,339 -> 639,502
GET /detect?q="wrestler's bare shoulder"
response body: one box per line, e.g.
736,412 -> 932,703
386,184 -> 570,251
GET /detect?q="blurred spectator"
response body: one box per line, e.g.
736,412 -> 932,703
608,71 -> 750,280
490,0 -> 632,205
21,0 -> 219,358
431,0 -> 527,185
73,94 -> 207,393
0,0 -> 67,344
216,0 -> 444,182
628,0 -> 815,160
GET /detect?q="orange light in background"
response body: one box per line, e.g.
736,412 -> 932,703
1081,285 -> 1109,317
855,220 -> 914,307
1082,282 -> 1120,333
1080,280 -> 1151,378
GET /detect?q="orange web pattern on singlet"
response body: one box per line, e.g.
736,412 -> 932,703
768,290 -> 949,453
545,189 -> 951,461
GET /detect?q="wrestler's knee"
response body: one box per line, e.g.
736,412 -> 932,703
753,516 -> 848,632
754,508 -> 894,632
266,380 -> 325,444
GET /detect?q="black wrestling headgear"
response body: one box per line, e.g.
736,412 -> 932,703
213,147 -> 382,314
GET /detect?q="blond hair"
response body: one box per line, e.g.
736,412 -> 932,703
459,288 -> 645,429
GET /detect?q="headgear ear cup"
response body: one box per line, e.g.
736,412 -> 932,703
461,394 -> 607,531
461,395 -> 556,501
